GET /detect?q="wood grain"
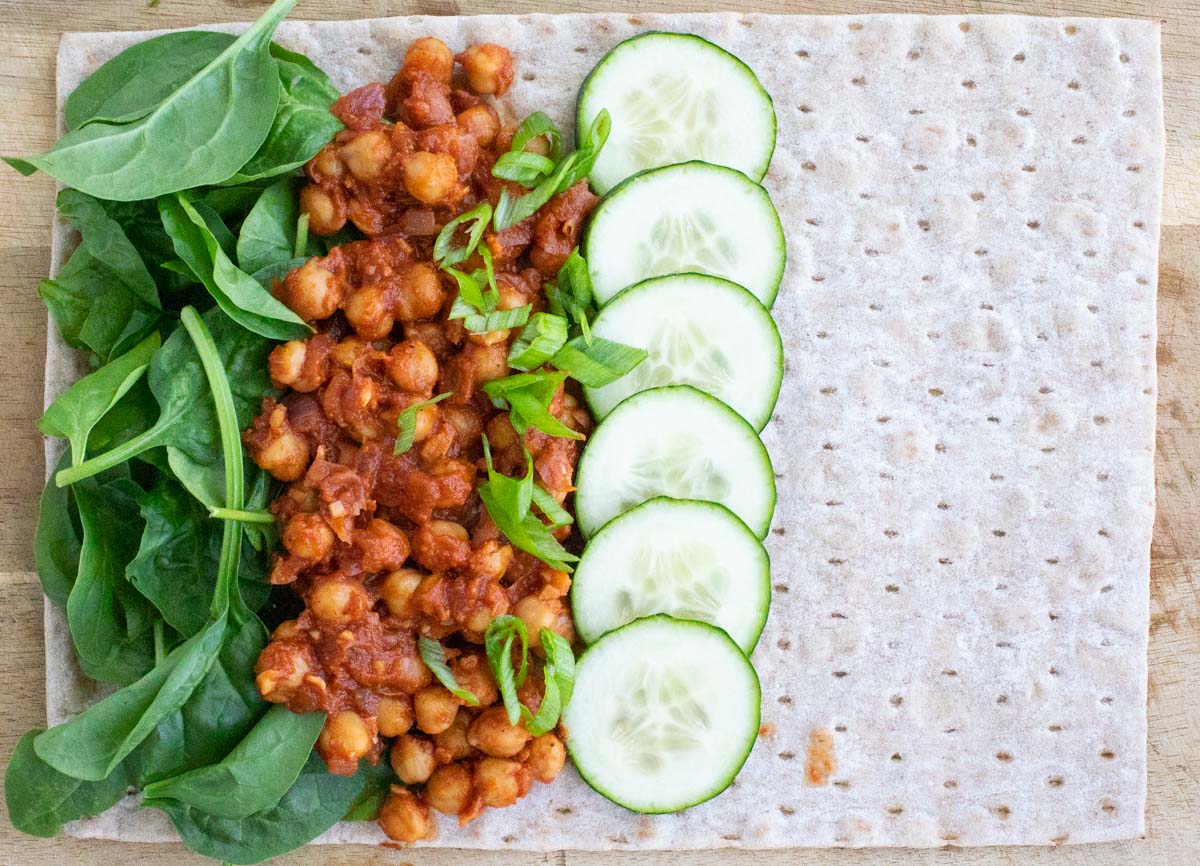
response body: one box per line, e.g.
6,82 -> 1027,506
0,1 -> 1195,864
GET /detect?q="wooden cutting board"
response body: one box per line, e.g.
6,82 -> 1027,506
0,1 -> 1194,864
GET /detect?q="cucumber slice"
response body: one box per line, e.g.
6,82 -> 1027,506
577,32 -> 776,194
574,385 -> 776,539
572,498 -> 771,653
564,615 -> 761,814
584,162 -> 785,308
583,273 -> 783,431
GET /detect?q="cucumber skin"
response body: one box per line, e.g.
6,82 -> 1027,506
581,161 -> 787,310
570,496 -> 772,653
574,385 -> 778,539
581,272 -> 784,432
564,614 -> 762,815
575,31 -> 778,194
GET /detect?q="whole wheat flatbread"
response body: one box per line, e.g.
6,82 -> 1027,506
44,12 -> 1161,850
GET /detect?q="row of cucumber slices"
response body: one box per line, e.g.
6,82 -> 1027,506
559,33 -> 785,814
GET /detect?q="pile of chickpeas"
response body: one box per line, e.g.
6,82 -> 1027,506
244,35 -> 597,844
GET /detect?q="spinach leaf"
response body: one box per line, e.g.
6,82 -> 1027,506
159,193 -> 311,341
142,706 -> 324,819
56,308 -> 275,501
41,191 -> 163,362
221,45 -> 343,185
38,333 -> 159,466
251,256 -> 309,289
237,178 -> 301,275
127,478 -> 270,637
64,30 -> 238,130
5,0 -> 298,200
68,476 -> 161,685
34,452 -> 82,609
341,755 -> 395,822
155,752 -> 368,865
34,610 -> 227,781
4,730 -> 130,837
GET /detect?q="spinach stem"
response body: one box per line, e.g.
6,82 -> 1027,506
179,307 -> 245,617
209,506 -> 275,524
55,425 -> 163,487
293,212 -> 309,259
153,619 -> 166,666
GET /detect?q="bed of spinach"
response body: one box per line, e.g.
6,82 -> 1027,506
2,1 -> 376,861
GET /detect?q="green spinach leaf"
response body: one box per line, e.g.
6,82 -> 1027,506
4,730 -> 131,837
142,706 -> 324,820
38,332 -> 160,466
5,0 -> 298,200
155,752 -> 368,865
68,475 -> 161,685
34,452 -> 82,609
159,193 -> 311,341
221,45 -> 343,185
127,478 -> 270,637
341,755 -> 395,822
56,308 -> 274,501
34,611 -> 228,781
64,31 -> 239,130
236,178 -> 302,275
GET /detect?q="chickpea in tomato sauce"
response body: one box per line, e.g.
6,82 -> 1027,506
244,36 -> 595,843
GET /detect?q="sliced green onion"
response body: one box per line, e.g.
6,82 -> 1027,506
464,305 -> 531,335
510,111 -> 563,162
556,248 -> 593,311
445,267 -> 487,314
531,484 -> 572,528
492,151 -> 556,187
484,615 -> 531,725
482,371 -> 580,439
434,201 -> 492,267
478,436 -> 578,572
293,212 -> 309,260
551,335 -> 647,388
509,313 -> 569,371
394,392 -> 451,455
418,637 -> 481,705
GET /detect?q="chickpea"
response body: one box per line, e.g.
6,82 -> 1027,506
379,786 -> 433,843
308,143 -> 345,183
380,568 -> 424,618
282,512 -> 334,560
468,540 -> 512,582
412,520 -> 471,572
330,337 -> 367,368
474,757 -> 525,808
354,518 -> 411,574
401,151 -> 458,205
308,578 -> 370,625
450,656 -> 499,708
412,404 -> 438,444
272,618 -> 302,642
514,595 -> 561,638
299,184 -> 347,236
339,129 -> 393,181
278,257 -> 343,321
318,711 -> 373,772
249,403 -> 309,482
467,706 -> 531,758
527,733 -> 566,783
457,44 -> 515,96
403,36 -> 454,84
485,413 -> 519,452
255,641 -> 313,703
462,340 -> 509,385
394,262 -> 443,322
424,763 -> 473,815
376,696 -> 414,737
387,339 -> 439,393
343,284 -> 395,341
456,104 -> 500,148
390,733 -> 436,784
433,710 -> 474,761
268,338 -> 329,393
413,684 -> 460,734
441,405 -> 483,442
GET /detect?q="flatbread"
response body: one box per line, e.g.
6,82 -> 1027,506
45,12 -> 1161,849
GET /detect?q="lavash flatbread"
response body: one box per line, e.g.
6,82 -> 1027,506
43,12 -> 1161,849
